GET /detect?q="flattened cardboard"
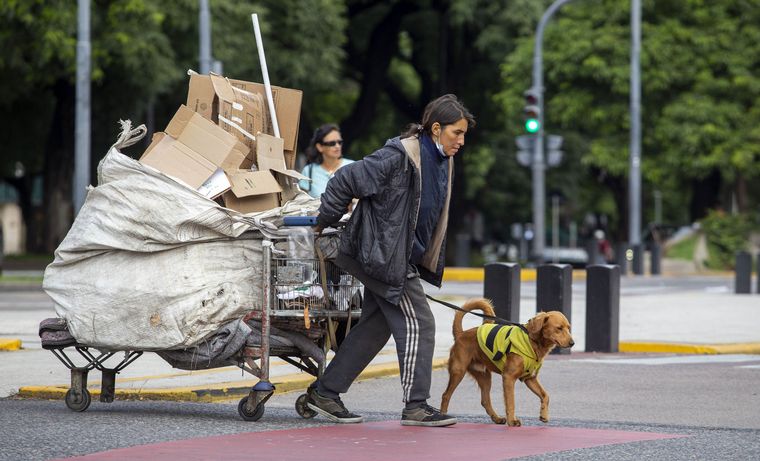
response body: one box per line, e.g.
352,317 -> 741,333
254,133 -> 308,203
223,170 -> 282,214
228,77 -> 303,156
255,133 -> 308,179
140,105 -> 249,190
256,133 -> 286,171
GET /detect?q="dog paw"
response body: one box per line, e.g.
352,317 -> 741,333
507,418 -> 521,427
540,416 -> 549,423
492,416 -> 507,425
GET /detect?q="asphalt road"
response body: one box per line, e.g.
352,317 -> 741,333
2,352 -> 759,460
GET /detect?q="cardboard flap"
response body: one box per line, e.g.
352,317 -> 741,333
271,168 -> 309,181
256,133 -> 286,171
228,170 -> 282,198
209,74 -> 237,105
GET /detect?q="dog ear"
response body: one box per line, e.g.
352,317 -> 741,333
526,312 -> 549,337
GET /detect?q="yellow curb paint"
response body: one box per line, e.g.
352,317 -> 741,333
17,358 -> 451,403
620,341 -> 760,355
0,338 -> 22,351
442,267 -> 586,283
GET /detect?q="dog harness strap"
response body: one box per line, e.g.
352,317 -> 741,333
485,325 -> 505,352
490,328 -> 513,362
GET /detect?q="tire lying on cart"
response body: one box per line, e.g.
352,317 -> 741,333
295,393 -> 317,419
65,388 -> 92,412
238,396 -> 265,422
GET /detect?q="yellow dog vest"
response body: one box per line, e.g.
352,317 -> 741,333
476,324 -> 542,379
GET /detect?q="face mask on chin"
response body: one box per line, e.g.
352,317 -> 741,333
434,134 -> 446,158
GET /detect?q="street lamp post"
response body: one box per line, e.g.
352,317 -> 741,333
199,0 -> 212,74
73,0 -> 91,215
529,0 -> 574,263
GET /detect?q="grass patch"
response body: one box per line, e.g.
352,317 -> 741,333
0,274 -> 43,284
665,235 -> 696,261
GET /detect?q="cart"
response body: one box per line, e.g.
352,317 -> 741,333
41,234 -> 362,421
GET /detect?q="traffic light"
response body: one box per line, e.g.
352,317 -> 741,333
523,89 -> 541,134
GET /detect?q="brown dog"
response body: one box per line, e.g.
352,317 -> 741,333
440,298 -> 574,427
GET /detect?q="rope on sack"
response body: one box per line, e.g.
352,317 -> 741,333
113,120 -> 147,150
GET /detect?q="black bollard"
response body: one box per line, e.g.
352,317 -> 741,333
537,264 -> 572,355
735,251 -> 752,294
632,244 -> 644,275
650,243 -> 661,276
483,263 -> 521,323
615,242 -> 628,276
585,265 -> 620,352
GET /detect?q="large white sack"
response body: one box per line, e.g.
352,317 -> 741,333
43,121 -> 319,350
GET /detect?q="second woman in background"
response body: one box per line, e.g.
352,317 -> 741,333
299,124 -> 353,198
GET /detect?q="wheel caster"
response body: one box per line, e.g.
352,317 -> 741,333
238,396 -> 265,421
295,393 -> 317,419
65,388 -> 92,412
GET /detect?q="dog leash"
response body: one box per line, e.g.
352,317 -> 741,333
424,294 -> 529,334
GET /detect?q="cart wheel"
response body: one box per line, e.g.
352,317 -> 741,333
65,388 -> 91,412
238,397 -> 265,422
295,393 -> 317,419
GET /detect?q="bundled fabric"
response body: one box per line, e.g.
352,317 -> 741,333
39,318 -> 77,349
43,121 -> 320,351
156,319 -> 252,370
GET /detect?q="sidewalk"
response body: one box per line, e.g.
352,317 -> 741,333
3,268 -> 759,403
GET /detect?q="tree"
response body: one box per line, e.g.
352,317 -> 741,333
497,0 -> 760,242
0,0 -> 178,252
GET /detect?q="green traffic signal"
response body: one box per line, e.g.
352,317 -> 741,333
525,118 -> 540,133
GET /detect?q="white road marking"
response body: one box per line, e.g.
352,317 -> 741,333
573,354 -> 760,365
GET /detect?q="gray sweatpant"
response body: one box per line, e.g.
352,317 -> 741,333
316,270 -> 435,407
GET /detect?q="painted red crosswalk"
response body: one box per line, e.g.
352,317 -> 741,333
55,421 -> 685,461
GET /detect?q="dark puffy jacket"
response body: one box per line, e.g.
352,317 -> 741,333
317,136 -> 450,305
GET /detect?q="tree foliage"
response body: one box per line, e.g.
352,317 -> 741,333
497,0 -> 760,241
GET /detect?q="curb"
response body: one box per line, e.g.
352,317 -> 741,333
619,341 -> 760,355
443,268 -> 543,282
0,338 -> 22,351
17,358 -> 450,403
441,267 -> 733,283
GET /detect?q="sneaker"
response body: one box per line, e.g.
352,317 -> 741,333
401,404 -> 457,427
306,390 -> 363,424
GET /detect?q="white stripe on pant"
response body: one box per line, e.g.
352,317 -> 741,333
316,273 -> 436,407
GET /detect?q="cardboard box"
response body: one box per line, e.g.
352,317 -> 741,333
140,105 -> 249,193
223,170 -> 282,214
186,71 -> 303,161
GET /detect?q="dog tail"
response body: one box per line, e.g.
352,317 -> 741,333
453,298 -> 496,338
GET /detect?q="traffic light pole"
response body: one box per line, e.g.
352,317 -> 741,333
530,0 -> 574,262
